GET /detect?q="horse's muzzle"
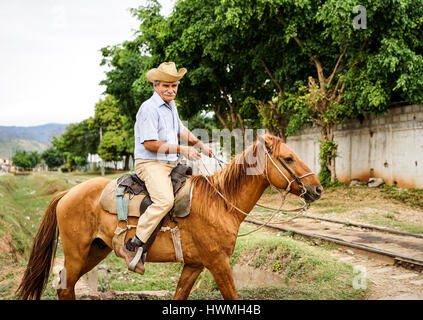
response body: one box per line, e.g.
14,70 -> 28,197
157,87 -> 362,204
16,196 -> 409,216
303,185 -> 323,203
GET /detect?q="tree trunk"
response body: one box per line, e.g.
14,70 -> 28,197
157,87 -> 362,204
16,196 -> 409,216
321,123 -> 337,183
279,127 -> 287,143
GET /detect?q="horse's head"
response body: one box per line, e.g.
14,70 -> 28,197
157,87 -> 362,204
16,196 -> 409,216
258,134 -> 322,203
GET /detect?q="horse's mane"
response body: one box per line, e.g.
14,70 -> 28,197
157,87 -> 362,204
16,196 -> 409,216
190,136 -> 282,211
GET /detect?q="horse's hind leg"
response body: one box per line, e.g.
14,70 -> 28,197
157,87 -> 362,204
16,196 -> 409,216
79,238 -> 112,276
173,264 -> 204,300
57,238 -> 111,300
207,257 -> 239,300
56,246 -> 90,300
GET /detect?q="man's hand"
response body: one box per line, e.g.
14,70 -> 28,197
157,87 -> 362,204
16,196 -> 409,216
179,128 -> 213,158
199,143 -> 213,158
180,146 -> 201,160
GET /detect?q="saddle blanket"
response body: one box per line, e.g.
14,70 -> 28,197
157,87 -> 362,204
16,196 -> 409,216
99,178 -> 193,219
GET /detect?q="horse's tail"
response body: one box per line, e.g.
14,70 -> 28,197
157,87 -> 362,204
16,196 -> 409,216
16,190 -> 68,300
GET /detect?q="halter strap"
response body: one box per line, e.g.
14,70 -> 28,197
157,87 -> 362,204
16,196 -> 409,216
265,145 -> 316,193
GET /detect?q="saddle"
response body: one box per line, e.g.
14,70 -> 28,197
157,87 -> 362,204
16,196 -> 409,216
99,164 -> 193,261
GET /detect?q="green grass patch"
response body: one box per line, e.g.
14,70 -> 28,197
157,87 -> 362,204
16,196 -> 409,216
0,172 -> 126,300
360,213 -> 423,235
98,254 -> 183,293
0,173 -> 72,256
316,208 -> 350,214
311,200 -> 346,208
381,185 -> 423,210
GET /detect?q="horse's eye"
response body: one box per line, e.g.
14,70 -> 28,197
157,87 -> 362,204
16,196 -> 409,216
284,157 -> 294,164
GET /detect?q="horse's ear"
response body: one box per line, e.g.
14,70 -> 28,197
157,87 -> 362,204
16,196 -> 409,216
257,134 -> 273,150
264,134 -> 273,148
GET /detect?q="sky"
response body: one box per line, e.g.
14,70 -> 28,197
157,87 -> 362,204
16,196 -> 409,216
0,0 -> 175,127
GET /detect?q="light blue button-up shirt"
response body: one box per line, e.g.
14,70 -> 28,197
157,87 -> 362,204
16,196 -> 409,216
134,91 -> 185,161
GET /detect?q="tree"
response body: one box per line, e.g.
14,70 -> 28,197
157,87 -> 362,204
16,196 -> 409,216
98,131 -> 126,165
12,150 -> 40,170
101,0 -> 423,184
52,120 -> 99,171
131,0 -> 262,133
41,147 -> 65,170
100,37 -> 155,170
91,95 -> 134,171
100,41 -> 153,124
219,0 -> 423,183
298,0 -> 423,183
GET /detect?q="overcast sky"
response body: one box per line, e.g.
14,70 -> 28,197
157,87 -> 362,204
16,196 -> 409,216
0,0 -> 175,127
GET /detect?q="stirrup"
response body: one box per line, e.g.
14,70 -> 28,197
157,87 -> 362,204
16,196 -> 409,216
128,246 -> 144,271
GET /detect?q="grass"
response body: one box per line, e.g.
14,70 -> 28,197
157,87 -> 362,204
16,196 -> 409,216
381,185 -> 423,210
226,225 -> 367,300
359,213 -> 423,234
0,171 -> 123,299
97,254 -> 184,293
0,173 -> 70,255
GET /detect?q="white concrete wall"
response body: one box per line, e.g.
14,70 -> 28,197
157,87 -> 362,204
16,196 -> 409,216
286,104 -> 423,188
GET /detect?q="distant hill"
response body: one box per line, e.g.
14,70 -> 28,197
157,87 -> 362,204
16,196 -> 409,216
0,123 -> 68,159
0,138 -> 49,159
0,123 -> 68,144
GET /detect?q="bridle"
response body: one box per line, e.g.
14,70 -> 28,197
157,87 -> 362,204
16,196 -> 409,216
198,143 -> 317,236
264,145 -> 316,194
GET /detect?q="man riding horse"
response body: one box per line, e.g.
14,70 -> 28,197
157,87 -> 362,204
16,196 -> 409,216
122,62 -> 213,273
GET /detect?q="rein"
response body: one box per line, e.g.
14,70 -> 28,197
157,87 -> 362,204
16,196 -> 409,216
198,145 -> 316,237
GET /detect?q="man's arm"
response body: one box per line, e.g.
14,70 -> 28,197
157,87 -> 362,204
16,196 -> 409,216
178,128 -> 213,157
144,140 -> 201,160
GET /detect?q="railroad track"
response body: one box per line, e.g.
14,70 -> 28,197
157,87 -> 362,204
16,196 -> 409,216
244,213 -> 423,272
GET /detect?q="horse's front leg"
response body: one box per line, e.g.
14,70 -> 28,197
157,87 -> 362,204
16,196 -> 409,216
207,256 -> 239,300
173,264 -> 204,300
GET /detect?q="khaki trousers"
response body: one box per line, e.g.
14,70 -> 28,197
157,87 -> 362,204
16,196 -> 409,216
134,159 -> 177,243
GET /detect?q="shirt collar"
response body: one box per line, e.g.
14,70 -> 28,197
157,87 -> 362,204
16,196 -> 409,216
152,91 -> 175,109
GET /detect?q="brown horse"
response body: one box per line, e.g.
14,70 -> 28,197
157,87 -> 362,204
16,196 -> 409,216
16,134 -> 322,300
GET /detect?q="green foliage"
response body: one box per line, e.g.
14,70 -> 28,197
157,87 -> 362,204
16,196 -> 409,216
100,42 -> 153,123
52,120 -> 98,170
318,139 -> 338,186
11,150 -> 41,170
98,131 -> 126,162
41,147 -> 65,169
93,0 -> 423,170
185,111 -> 217,138
381,185 -> 423,210
91,95 -> 134,168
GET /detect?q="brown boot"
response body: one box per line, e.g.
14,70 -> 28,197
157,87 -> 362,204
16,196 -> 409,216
122,239 -> 145,275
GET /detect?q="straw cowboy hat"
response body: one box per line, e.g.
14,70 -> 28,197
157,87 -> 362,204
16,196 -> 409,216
146,62 -> 187,82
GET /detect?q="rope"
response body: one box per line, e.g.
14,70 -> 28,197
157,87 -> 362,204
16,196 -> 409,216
198,150 -> 312,237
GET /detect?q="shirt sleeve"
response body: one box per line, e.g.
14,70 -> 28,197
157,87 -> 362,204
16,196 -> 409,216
137,105 -> 159,143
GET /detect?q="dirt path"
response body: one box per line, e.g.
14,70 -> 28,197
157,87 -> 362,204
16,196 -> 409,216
330,249 -> 423,300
